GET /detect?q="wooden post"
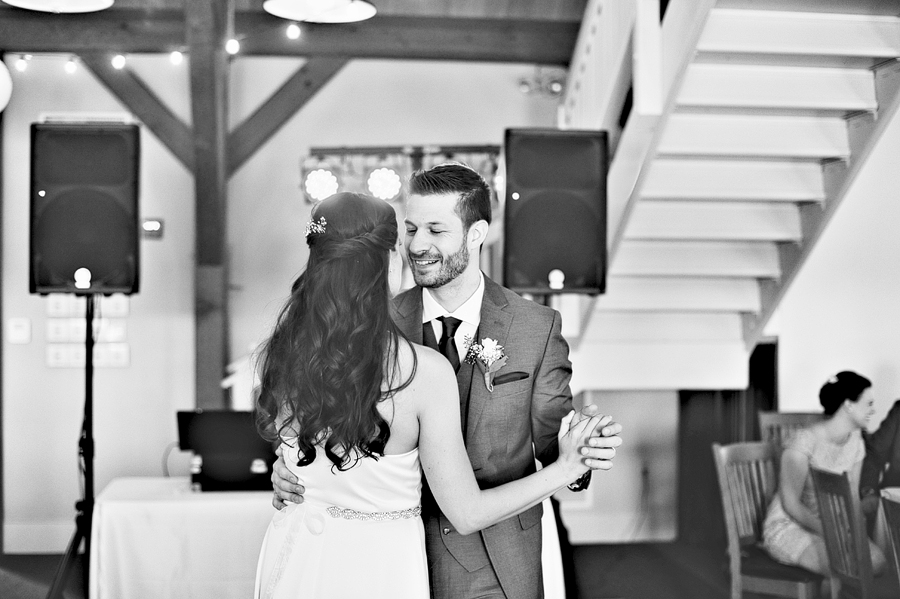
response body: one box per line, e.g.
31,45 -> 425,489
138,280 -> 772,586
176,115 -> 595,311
186,0 -> 232,409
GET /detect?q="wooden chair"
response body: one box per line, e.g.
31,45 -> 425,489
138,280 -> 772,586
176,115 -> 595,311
759,411 -> 826,454
810,467 -> 874,599
882,494 -> 900,590
712,442 -> 823,599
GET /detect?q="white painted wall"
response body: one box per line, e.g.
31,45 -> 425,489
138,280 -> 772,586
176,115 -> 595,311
775,108 -> 900,428
562,390 -> 678,543
2,54 -> 195,552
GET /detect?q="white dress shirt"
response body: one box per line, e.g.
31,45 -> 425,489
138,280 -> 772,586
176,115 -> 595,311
421,272 -> 484,364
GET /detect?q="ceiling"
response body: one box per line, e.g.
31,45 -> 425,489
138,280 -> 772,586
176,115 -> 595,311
0,0 -> 587,64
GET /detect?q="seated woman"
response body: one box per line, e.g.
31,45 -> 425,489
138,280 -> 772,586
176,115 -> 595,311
762,371 -> 886,576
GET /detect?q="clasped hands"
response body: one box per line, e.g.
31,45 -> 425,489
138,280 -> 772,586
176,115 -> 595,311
564,403 -> 622,472
271,404 -> 623,509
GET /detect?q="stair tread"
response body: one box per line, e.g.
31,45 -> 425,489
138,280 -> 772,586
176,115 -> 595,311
625,201 -> 802,241
699,8 -> 900,58
658,113 -> 849,158
611,240 -> 782,278
678,63 -> 877,111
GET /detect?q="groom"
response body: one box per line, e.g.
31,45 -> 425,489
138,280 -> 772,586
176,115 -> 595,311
272,162 -> 622,598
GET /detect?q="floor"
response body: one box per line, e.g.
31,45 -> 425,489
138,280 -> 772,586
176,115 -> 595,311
0,552 -> 85,599
0,542 -> 787,599
1,542 -> 898,599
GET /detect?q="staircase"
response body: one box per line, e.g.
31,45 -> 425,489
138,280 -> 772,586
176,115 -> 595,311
561,0 -> 900,391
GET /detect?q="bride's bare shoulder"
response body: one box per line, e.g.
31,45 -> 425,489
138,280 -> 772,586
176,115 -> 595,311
396,341 -> 455,389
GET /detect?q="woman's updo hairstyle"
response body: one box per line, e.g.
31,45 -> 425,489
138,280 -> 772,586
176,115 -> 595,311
306,191 -> 397,259
819,370 -> 872,416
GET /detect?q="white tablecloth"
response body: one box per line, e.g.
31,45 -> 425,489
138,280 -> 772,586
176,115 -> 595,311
88,477 -> 274,599
88,476 -> 564,599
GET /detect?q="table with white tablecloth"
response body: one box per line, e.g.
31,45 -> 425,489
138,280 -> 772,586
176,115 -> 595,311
89,476 -> 565,599
88,477 -> 274,599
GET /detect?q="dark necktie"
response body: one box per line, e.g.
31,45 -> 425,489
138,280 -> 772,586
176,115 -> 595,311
437,316 -> 462,373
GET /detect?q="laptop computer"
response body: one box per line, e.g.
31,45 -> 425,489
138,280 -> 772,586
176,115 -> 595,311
177,409 -> 276,491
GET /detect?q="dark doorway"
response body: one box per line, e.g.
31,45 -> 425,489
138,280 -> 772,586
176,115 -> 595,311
677,342 -> 778,546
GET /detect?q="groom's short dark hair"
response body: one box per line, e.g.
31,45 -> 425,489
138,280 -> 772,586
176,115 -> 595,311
408,162 -> 492,229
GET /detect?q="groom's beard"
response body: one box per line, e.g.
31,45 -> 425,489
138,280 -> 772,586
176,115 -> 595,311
408,239 -> 469,289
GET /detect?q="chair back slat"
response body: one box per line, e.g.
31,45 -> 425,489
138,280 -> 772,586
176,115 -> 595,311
758,411 -> 826,454
882,494 -> 900,587
810,467 -> 874,599
714,442 -> 778,547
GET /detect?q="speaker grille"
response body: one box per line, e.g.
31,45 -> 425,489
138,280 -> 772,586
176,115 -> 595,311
33,190 -> 136,290
505,190 -> 604,291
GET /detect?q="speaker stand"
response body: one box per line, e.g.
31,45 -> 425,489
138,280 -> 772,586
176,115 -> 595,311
46,294 -> 97,599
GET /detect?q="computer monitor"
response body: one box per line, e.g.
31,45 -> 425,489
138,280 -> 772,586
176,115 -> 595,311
177,410 -> 276,491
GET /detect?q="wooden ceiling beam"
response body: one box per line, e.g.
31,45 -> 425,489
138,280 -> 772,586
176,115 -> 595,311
0,9 -> 184,53
0,10 -> 577,65
237,15 -> 579,65
113,0 -> 588,22
80,52 -> 194,171
227,57 -> 349,177
186,0 -> 231,409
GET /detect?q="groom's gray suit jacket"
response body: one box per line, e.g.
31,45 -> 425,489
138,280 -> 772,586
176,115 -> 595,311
392,275 -> 575,599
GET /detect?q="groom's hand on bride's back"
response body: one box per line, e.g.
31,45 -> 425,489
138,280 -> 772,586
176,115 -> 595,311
271,446 -> 305,510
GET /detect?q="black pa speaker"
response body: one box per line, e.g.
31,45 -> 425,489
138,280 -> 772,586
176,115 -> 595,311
502,128 -> 607,295
30,122 -> 140,295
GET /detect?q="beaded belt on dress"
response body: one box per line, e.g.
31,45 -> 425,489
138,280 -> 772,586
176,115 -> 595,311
326,505 -> 421,521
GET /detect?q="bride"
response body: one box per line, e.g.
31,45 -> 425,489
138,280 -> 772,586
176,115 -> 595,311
253,191 -> 611,598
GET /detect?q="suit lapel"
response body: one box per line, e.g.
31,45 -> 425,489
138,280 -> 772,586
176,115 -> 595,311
393,282 -> 512,445
465,278 -> 512,443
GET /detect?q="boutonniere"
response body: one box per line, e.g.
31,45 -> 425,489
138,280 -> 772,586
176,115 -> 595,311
464,336 -> 508,392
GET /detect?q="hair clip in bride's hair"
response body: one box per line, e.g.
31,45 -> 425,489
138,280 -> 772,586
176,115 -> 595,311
827,375 -> 839,384
305,216 -> 327,237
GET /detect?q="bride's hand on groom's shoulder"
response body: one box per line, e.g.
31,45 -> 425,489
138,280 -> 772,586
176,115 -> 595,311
271,446 -> 306,510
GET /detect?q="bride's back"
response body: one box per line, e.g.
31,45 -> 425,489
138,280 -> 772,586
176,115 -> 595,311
376,339 -> 454,456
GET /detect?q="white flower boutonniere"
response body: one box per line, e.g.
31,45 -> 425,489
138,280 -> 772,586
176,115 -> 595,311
464,336 -> 508,392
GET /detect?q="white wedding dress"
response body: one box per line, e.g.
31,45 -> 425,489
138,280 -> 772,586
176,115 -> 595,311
254,441 -> 428,599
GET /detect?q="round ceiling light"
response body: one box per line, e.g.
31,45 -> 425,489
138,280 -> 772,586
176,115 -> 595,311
263,0 -> 375,23
2,0 -> 114,13
263,0 -> 349,21
305,0 -> 376,23
0,60 -> 12,113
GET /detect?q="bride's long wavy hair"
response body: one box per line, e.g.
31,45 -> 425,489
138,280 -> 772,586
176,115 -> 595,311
255,192 -> 414,470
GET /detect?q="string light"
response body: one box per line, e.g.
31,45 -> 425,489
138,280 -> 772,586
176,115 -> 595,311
286,23 -> 301,40
111,54 -> 126,70
225,39 -> 240,55
517,66 -> 567,98
14,55 -> 29,72
169,51 -> 183,65
64,58 -> 77,74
